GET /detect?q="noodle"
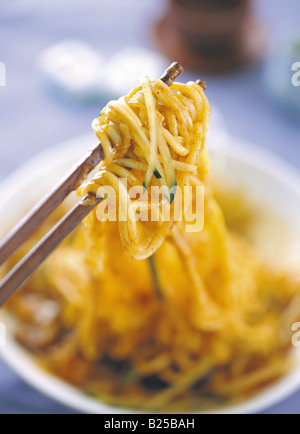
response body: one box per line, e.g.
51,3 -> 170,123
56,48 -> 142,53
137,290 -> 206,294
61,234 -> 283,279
77,78 -> 210,261
4,76 -> 300,412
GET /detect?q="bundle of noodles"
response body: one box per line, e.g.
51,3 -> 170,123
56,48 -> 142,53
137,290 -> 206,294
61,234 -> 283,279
78,77 -> 210,261
6,75 -> 300,412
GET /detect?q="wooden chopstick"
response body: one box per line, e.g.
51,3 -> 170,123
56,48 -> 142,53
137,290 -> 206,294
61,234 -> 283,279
0,62 -> 184,305
0,63 -> 184,268
0,144 -> 103,266
0,194 -> 101,306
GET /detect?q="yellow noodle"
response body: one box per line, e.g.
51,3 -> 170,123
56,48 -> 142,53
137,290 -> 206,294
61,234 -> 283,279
5,76 -> 300,413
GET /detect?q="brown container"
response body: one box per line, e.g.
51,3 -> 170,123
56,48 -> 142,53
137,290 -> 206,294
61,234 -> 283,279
154,0 -> 266,74
170,0 -> 250,36
173,0 -> 245,11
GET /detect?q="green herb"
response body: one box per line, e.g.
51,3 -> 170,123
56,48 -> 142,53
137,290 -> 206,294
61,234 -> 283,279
148,255 -> 163,300
154,169 -> 163,179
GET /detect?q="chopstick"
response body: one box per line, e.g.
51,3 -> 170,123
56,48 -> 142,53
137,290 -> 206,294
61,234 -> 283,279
0,144 -> 103,267
0,194 -> 100,306
0,62 -> 184,306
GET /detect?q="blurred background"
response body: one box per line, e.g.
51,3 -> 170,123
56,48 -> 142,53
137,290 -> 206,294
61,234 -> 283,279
0,0 -> 299,414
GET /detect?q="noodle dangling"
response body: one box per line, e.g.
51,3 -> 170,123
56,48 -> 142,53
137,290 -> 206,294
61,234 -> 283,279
5,76 -> 300,412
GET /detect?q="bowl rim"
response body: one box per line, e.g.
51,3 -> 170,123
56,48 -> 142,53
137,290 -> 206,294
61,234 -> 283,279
1,133 -> 300,414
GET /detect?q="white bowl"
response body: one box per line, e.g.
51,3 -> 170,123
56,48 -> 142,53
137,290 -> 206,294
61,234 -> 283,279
1,133 -> 300,414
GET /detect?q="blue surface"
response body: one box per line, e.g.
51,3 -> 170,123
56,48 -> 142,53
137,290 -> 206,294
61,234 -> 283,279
0,0 -> 300,414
